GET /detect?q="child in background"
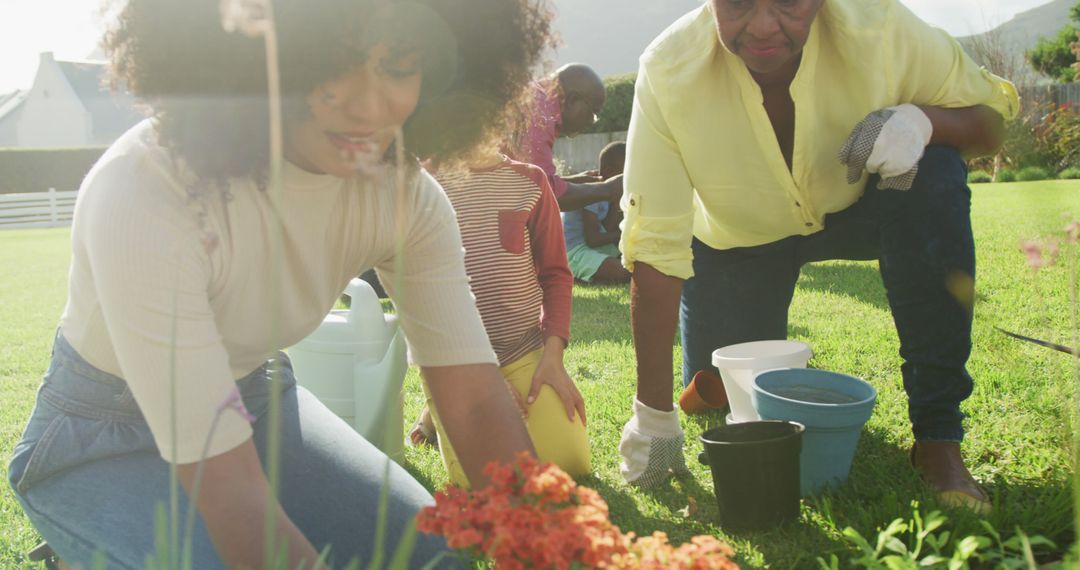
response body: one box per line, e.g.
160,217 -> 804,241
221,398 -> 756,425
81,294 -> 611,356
562,141 -> 631,283
409,153 -> 591,487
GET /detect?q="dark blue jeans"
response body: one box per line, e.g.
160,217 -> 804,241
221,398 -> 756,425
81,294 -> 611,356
681,146 -> 975,442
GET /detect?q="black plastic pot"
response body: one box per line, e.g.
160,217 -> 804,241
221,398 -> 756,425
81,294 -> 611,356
698,420 -> 805,531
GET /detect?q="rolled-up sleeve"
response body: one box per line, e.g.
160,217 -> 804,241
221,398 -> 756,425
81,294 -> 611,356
619,63 -> 696,280
888,1 -> 1019,121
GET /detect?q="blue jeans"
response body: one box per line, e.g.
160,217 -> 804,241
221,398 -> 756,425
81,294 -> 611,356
9,333 -> 462,569
681,146 -> 975,442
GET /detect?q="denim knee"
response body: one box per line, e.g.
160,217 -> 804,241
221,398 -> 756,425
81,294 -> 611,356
910,146 -> 969,201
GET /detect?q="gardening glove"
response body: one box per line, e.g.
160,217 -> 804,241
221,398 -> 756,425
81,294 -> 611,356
619,398 -> 690,488
838,103 -> 933,191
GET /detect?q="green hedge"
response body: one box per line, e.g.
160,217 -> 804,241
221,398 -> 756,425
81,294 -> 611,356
0,147 -> 107,194
1059,167 -> 1080,180
1016,165 -> 1052,182
587,72 -> 636,134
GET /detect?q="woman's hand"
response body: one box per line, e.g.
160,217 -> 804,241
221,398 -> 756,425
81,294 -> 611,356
527,337 -> 587,426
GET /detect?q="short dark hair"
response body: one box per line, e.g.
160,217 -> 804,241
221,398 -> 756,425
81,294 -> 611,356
599,141 -> 626,179
104,0 -> 554,184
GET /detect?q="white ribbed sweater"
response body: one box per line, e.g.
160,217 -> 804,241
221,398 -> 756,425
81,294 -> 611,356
59,120 -> 495,463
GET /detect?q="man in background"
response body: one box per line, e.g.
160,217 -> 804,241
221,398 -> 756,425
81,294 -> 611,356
513,63 -> 623,212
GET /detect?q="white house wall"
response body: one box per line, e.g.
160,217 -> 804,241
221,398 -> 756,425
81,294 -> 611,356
0,116 -> 18,147
16,54 -> 91,148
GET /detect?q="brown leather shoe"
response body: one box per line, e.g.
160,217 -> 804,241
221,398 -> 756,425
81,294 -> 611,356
911,441 -> 991,515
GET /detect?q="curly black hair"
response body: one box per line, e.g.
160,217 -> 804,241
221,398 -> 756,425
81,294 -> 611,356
103,0 -> 554,182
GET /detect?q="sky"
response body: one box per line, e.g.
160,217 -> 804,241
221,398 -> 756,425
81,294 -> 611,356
0,0 -> 1058,95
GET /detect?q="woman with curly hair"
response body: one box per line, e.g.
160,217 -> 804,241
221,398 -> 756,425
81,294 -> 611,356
7,0 -> 554,567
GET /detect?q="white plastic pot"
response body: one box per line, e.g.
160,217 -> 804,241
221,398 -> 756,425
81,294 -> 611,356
711,340 -> 812,423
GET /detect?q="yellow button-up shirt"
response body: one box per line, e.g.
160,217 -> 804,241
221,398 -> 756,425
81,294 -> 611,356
619,0 -> 1019,280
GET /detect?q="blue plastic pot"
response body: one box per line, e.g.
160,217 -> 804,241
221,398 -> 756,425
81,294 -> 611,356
752,368 -> 876,495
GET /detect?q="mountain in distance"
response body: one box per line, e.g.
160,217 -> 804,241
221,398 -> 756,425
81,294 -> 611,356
550,0 -> 1073,83
959,0 -> 1072,53
550,0 -> 702,77
957,0 -> 1074,84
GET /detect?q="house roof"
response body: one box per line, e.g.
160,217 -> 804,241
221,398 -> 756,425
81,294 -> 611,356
55,60 -> 143,142
0,90 -> 27,124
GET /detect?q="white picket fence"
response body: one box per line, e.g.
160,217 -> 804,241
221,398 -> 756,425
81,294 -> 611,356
553,131 -> 628,174
0,188 -> 77,229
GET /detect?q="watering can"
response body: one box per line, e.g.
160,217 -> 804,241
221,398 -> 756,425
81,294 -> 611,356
288,278 -> 408,461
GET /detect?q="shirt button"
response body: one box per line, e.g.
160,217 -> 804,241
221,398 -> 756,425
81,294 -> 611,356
794,201 -> 801,207
629,199 -> 636,206
805,222 -> 814,227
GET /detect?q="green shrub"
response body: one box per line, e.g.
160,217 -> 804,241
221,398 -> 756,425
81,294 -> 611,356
997,168 -> 1017,182
0,147 -> 107,194
1017,165 -> 1052,181
996,99 -> 1078,175
1043,103 -> 1080,171
967,170 -> 992,183
586,73 -> 635,134
1059,167 -> 1080,179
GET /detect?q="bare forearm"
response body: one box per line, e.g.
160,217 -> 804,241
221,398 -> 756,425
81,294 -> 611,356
558,181 -> 616,212
602,212 -> 623,235
562,172 -> 601,184
423,363 -> 536,486
630,262 -> 683,411
920,104 -> 1005,158
178,441 -> 321,569
585,231 -> 620,248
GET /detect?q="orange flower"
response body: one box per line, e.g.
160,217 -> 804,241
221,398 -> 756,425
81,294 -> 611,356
416,454 -> 736,569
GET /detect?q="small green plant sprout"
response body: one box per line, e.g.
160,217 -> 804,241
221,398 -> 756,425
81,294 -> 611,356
816,502 -> 1058,570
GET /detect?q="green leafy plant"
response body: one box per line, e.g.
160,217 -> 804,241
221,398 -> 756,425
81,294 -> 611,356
998,169 -> 1018,183
1059,167 -> 1080,180
816,503 -> 1058,570
1041,104 -> 1080,172
967,170 -> 993,184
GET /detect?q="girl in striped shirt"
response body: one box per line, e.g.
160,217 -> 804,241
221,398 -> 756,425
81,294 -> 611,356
410,153 -> 591,485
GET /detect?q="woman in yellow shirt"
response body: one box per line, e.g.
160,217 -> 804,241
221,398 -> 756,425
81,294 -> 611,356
616,0 -> 1017,513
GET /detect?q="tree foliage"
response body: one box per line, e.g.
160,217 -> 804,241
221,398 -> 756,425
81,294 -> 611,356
1029,25 -> 1079,82
1026,0 -> 1080,83
586,72 -> 636,134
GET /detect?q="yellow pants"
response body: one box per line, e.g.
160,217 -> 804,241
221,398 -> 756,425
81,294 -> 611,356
423,348 -> 592,488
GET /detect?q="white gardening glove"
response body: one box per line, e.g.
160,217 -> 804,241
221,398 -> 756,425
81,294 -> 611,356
838,103 -> 933,191
618,398 -> 690,488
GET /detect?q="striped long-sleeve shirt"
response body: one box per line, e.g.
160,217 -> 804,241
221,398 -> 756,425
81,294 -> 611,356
435,157 -> 573,366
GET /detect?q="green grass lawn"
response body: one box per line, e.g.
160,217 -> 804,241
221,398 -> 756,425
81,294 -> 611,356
1,181 -> 1078,568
